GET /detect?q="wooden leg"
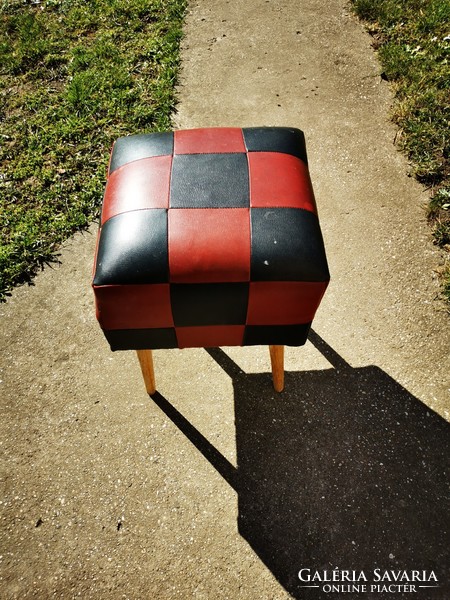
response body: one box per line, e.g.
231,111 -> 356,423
136,349 -> 156,395
269,345 -> 284,392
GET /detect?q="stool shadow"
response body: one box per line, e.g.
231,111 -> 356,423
150,331 -> 450,600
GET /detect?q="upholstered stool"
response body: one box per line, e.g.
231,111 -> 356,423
92,127 -> 329,393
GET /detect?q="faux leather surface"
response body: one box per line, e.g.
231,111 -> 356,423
250,208 -> 329,281
170,153 -> 249,208
246,281 -> 329,325
168,208 -> 250,283
109,132 -> 174,174
175,325 -> 245,349
242,323 -> 311,346
101,156 -> 172,225
174,127 -> 246,154
104,327 -> 178,350
93,210 -> 168,285
93,127 -> 330,350
248,152 -> 316,211
94,284 -> 174,329
170,283 -> 250,327
243,127 -> 308,163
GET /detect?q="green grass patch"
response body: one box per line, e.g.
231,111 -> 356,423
350,0 -> 450,300
0,0 -> 186,300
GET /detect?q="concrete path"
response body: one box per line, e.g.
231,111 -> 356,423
2,1 -> 449,599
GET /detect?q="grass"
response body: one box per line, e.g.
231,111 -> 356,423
350,0 -> 450,301
2,0 -> 449,303
0,0 -> 186,300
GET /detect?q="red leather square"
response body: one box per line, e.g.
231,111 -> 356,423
246,281 -> 328,325
248,152 -> 317,213
101,156 -> 172,225
94,284 -> 174,329
176,325 -> 245,348
168,208 -> 251,283
174,128 -> 246,154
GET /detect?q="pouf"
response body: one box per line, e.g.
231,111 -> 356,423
92,127 -> 330,392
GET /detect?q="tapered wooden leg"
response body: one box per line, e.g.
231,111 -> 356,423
269,345 -> 284,392
136,349 -> 156,395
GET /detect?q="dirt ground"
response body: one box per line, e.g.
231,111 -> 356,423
1,0 -> 449,599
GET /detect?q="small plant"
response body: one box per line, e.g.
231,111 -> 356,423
428,188 -> 450,247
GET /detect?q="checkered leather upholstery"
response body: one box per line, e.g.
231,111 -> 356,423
92,127 -> 329,350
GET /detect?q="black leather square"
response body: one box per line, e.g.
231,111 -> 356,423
109,132 -> 174,173
170,283 -> 249,326
170,154 -> 249,208
243,323 -> 311,346
243,127 -> 308,164
93,210 -> 168,285
104,328 -> 178,350
250,208 -> 329,282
